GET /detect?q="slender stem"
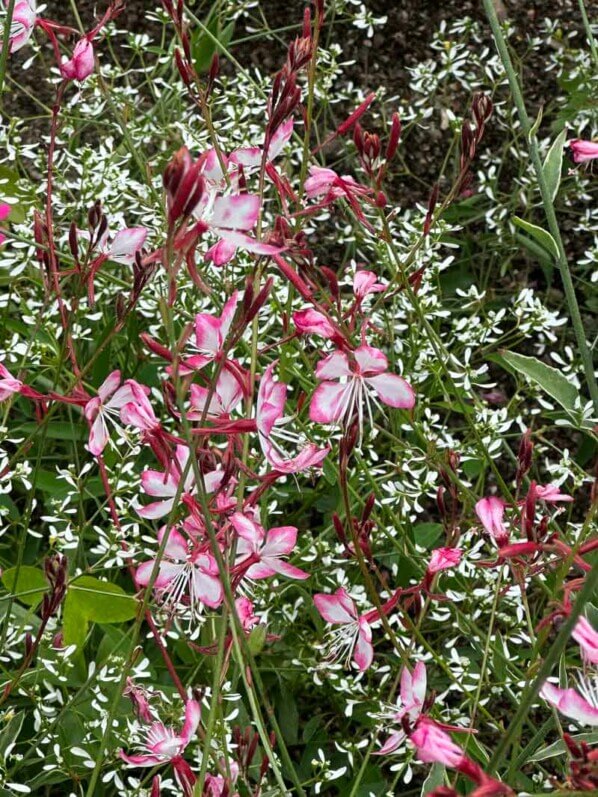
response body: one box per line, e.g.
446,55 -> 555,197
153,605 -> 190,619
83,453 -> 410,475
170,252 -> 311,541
483,0 -> 598,414
0,0 -> 16,98
577,0 -> 598,68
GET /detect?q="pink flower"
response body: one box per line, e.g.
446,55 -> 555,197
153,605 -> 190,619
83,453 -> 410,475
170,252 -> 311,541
572,617 -> 598,665
235,597 -> 259,631
0,363 -> 25,402
309,345 -> 415,430
293,308 -> 336,339
0,201 -> 10,245
313,587 -> 374,671
256,362 -> 328,474
377,661 -> 427,754
304,166 -> 371,201
540,681 -> 598,726
353,270 -> 385,300
136,527 -> 223,613
409,717 -> 465,767
535,483 -> 573,503
187,364 -> 245,419
84,371 -> 147,456
4,1 -> 36,53
569,139 -> 598,164
229,118 -> 294,171
100,226 -> 148,265
231,512 -> 309,581
60,38 -> 95,82
475,496 -> 509,547
201,194 -> 280,266
120,699 -> 200,795
184,292 -> 239,371
427,547 -> 461,575
138,444 -> 223,520
120,383 -> 161,435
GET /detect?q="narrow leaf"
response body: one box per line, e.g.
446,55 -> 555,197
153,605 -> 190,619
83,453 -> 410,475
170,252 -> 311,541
512,217 -> 559,261
495,351 -> 579,414
542,128 -> 567,201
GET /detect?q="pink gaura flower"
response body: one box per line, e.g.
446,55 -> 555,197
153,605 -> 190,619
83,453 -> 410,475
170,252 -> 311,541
60,38 -> 94,82
409,717 -> 465,767
475,496 -> 509,547
353,270 -> 385,300
99,226 -> 148,265
540,681 -> 598,726
84,371 -> 148,456
304,165 -> 371,201
535,483 -> 573,503
120,382 -> 162,436
235,596 -> 259,631
231,512 -> 309,581
293,308 -> 336,339
256,362 -> 328,474
138,444 -> 223,520
377,661 -> 427,754
313,587 -> 374,672
3,0 -> 36,53
0,363 -> 42,402
569,139 -> 598,164
187,364 -> 245,420
427,547 -> 461,575
184,292 -> 239,371
309,345 -> 415,430
572,617 -> 598,665
120,698 -> 200,795
229,118 -> 294,171
136,526 -> 223,613
200,194 -> 280,267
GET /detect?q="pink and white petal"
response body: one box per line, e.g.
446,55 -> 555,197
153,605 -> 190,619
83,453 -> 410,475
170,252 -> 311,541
194,313 -> 221,355
264,557 -> 309,580
315,351 -> 351,380
88,414 -> 109,456
203,468 -> 224,494
217,366 -> 244,412
108,382 -> 140,410
229,146 -> 262,169
108,227 -> 147,264
263,526 -> 298,556
157,526 -> 189,561
293,309 -> 335,338
119,751 -> 165,767
141,469 -> 177,498
540,683 -> 598,726
411,661 -> 427,708
354,345 -> 388,376
572,618 -> 598,665
214,229 -> 281,256
309,381 -> 352,424
366,373 -> 415,409
205,238 -> 237,267
245,561 -> 277,580
211,195 -> 260,231
202,148 -> 227,182
265,442 -> 329,474
313,589 -> 357,624
375,731 -> 406,755
354,618 -> 374,671
193,568 -> 224,609
179,700 -> 201,747
97,370 -> 121,402
267,118 -> 294,160
230,512 -> 261,544
138,498 -> 175,520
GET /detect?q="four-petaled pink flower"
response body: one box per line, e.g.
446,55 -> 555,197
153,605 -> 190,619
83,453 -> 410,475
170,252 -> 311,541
136,526 -> 223,613
309,345 -> 415,430
427,547 -> 461,575
475,496 -> 509,547
120,698 -> 200,796
313,587 -> 374,672
231,511 -> 309,581
257,362 -> 328,474
84,370 -> 147,456
60,38 -> 94,82
4,0 -> 36,53
569,139 -> 598,164
184,292 -> 239,371
138,444 -> 223,520
377,661 -> 427,754
409,717 -> 465,767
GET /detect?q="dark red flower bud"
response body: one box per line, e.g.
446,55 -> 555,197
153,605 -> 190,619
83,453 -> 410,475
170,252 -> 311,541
385,112 -> 401,161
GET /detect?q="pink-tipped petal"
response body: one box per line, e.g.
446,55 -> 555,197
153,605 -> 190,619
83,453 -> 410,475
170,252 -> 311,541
314,588 -> 357,624
354,618 -> 374,671
366,373 -> 415,409
211,195 -> 260,231
540,682 -> 598,726
309,381 -> 352,424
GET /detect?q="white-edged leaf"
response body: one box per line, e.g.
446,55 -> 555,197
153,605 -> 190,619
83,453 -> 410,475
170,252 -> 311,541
512,217 -> 559,262
421,763 -> 445,795
530,732 -> 598,762
499,351 -> 579,414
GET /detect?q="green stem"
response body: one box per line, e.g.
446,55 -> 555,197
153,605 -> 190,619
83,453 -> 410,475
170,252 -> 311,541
483,0 -> 598,414
577,0 -> 598,68
0,0 -> 16,98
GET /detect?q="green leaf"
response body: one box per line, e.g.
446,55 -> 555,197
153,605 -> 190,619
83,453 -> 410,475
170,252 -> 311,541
62,576 -> 138,650
527,105 -> 543,142
0,711 -> 25,761
496,350 -> 580,415
413,522 -> 443,549
512,216 -> 559,262
1,566 -> 49,607
191,12 -> 235,73
542,128 -> 567,201
530,732 -> 598,762
421,763 -> 445,795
